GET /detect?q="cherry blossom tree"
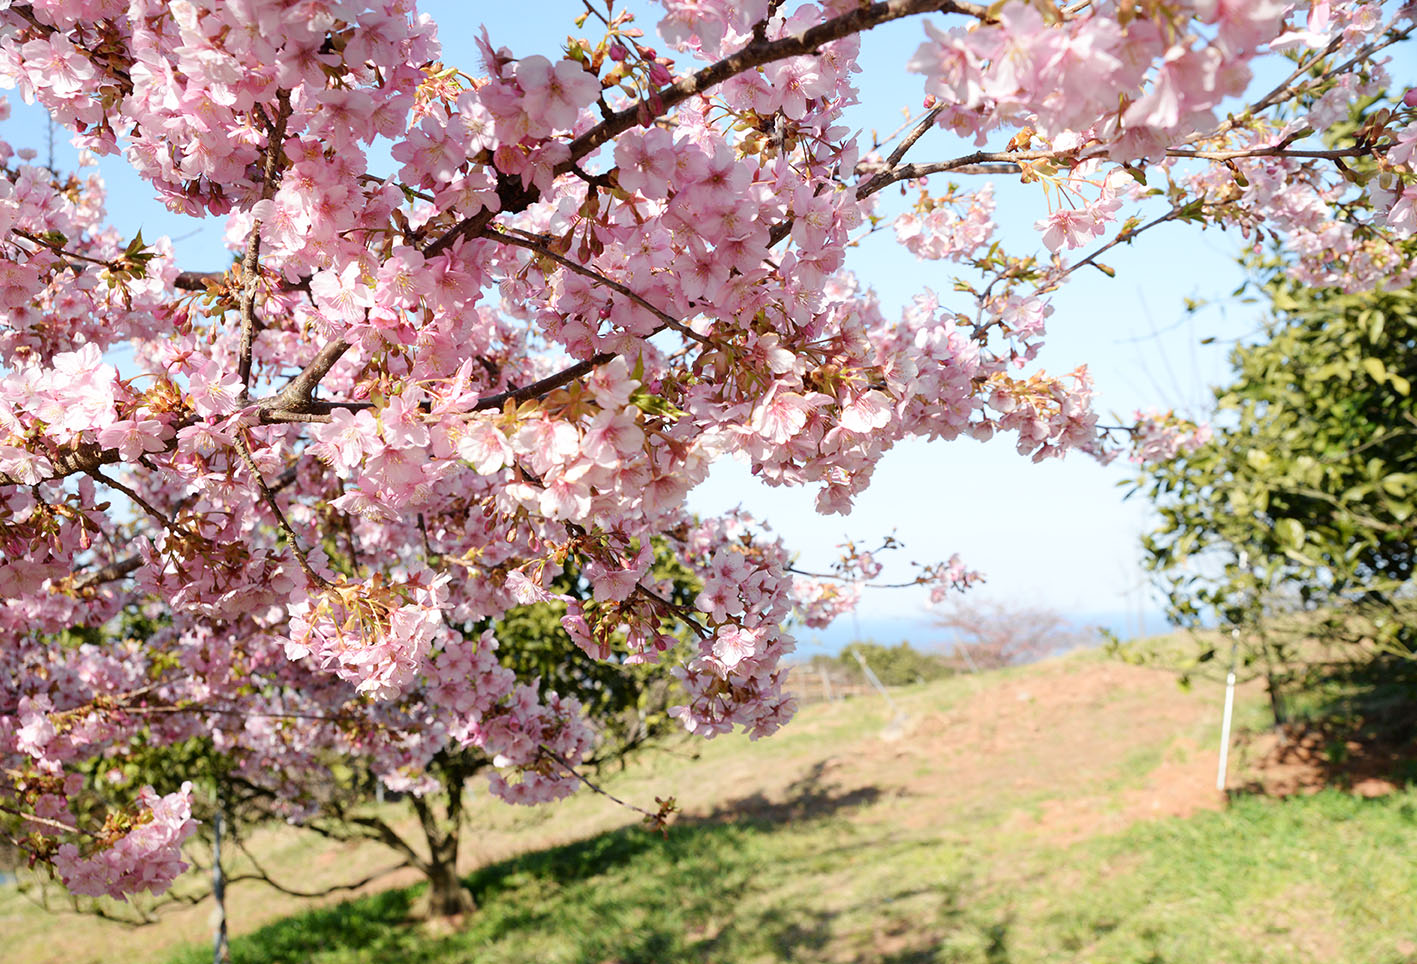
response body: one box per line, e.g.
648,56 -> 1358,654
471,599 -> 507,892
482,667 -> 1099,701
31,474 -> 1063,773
1,0 -> 1415,903
37,557 -> 700,921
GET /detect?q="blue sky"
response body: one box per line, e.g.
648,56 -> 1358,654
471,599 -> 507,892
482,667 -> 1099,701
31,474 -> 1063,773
5,2 -> 1277,646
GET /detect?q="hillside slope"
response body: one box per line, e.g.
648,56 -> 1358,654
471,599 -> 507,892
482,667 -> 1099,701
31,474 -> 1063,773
6,651 -> 1413,963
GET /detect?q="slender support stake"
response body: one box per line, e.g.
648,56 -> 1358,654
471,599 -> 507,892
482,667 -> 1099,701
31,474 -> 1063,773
1216,628 -> 1240,792
212,805 -> 230,964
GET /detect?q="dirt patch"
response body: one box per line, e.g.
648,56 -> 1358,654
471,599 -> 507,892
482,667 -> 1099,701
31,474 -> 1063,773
782,660 -> 1236,843
1237,725 -> 1416,798
1121,739 -> 1226,820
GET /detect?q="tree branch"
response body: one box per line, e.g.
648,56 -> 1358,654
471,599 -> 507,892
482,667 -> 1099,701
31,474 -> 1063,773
563,0 -> 988,167
237,90 -> 293,400
1057,205 -> 1191,282
228,831 -> 408,899
233,433 -> 328,589
72,553 -> 143,590
539,745 -> 676,831
472,353 -> 615,411
87,468 -> 175,532
424,0 -> 988,257
488,227 -> 715,347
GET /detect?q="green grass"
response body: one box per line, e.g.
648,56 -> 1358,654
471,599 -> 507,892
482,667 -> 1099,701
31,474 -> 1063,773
165,816 -> 966,964
162,788 -> 1417,964
1034,790 -> 1417,964
23,649 -> 1416,964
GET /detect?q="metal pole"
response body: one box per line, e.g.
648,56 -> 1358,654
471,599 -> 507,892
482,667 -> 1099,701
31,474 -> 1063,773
212,805 -> 229,964
1216,628 -> 1240,792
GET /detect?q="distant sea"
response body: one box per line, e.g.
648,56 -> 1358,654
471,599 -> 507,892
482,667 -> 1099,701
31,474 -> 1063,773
789,610 -> 1175,659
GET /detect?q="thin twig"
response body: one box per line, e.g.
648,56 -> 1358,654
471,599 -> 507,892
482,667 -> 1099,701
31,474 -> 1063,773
539,746 -> 669,824
233,433 -> 328,588
490,228 -> 716,348
0,803 -> 93,837
1057,205 -> 1190,282
87,469 -> 175,531
227,831 -> 408,899
634,584 -> 711,640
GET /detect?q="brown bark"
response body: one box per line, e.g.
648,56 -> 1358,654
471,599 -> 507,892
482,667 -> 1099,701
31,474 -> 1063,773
417,857 -> 475,920
407,771 -> 474,920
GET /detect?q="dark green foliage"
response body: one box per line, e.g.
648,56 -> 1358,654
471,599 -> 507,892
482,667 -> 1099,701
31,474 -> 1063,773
1141,271 -> 1417,625
810,641 -> 953,686
1136,256 -> 1417,723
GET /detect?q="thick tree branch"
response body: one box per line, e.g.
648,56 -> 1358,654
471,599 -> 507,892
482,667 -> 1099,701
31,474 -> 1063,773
72,553 -> 143,590
174,270 -> 220,291
256,338 -> 355,418
345,815 -> 428,872
1165,145 -> 1377,162
424,0 -> 988,257
472,353 -> 615,411
564,0 -> 987,167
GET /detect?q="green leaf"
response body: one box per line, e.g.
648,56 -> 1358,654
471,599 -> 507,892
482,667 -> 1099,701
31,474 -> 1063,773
1274,517 -> 1304,549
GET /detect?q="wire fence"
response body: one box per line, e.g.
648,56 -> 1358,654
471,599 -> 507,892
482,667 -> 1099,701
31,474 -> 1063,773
785,664 -> 904,705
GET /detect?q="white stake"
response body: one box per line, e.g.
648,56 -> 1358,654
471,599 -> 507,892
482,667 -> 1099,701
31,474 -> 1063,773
1216,628 -> 1240,792
212,805 -> 229,964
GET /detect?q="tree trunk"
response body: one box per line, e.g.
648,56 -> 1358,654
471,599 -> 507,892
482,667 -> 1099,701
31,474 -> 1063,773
417,857 -> 475,919
1267,671 -> 1288,731
408,774 -> 474,920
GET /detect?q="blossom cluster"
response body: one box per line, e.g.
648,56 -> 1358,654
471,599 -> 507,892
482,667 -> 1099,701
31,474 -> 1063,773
52,784 -> 197,900
1129,410 -> 1214,464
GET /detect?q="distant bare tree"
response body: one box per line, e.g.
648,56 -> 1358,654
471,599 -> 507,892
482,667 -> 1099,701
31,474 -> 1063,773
933,599 -> 1081,671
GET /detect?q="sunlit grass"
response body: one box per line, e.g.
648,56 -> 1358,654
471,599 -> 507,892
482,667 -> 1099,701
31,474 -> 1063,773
157,788 -> 1417,964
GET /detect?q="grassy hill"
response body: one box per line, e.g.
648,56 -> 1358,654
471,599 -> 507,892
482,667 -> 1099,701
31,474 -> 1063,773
5,648 -> 1416,963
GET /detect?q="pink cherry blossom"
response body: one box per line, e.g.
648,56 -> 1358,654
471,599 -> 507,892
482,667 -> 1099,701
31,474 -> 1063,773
0,0 -> 1409,901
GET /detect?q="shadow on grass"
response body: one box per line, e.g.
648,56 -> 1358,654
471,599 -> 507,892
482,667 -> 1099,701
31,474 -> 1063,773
1235,655 -> 1417,798
173,770 -> 1013,964
681,758 -> 887,826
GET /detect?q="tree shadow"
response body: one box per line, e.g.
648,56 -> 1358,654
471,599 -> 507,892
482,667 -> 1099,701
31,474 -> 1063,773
680,758 -> 887,827
183,778 -> 1016,964
1234,655 -> 1417,798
